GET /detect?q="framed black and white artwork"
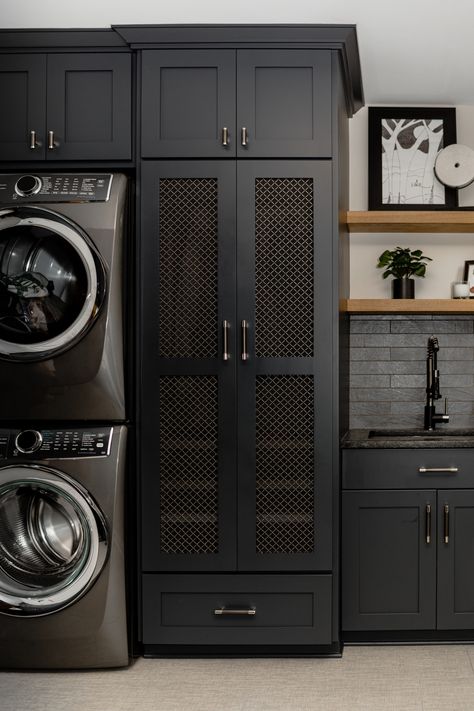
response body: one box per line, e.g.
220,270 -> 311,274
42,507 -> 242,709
368,107 -> 458,210
464,260 -> 474,298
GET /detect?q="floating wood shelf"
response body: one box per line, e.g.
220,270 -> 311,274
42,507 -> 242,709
346,211 -> 474,233
345,299 -> 474,314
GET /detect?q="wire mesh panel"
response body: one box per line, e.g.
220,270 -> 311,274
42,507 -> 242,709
159,178 -> 218,358
159,375 -> 219,554
255,375 -> 314,554
254,177 -> 314,358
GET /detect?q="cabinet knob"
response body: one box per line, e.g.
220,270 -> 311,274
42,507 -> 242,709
221,127 -> 230,147
241,127 -> 248,147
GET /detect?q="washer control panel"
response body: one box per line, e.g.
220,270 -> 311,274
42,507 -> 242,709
0,173 -> 113,203
0,427 -> 113,459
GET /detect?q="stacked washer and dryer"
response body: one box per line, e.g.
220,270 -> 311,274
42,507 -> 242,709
0,173 -> 129,668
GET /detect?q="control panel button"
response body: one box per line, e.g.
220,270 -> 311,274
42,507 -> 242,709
15,429 -> 43,454
15,175 -> 42,197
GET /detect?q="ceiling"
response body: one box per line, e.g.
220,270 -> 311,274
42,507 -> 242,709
2,0 -> 474,107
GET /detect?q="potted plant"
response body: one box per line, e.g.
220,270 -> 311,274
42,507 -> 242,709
376,246 -> 432,298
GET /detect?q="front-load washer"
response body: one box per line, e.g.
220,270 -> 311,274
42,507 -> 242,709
0,424 -> 127,669
0,173 -> 127,421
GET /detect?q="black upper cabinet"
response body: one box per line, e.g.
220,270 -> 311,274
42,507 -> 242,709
141,49 -> 332,158
0,52 -> 132,161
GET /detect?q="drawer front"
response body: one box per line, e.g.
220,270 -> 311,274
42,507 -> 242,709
142,574 -> 332,645
342,449 -> 474,489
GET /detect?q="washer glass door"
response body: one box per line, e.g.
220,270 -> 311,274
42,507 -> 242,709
0,207 -> 104,360
0,466 -> 108,616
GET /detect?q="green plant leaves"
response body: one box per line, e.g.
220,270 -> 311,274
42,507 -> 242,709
376,246 -> 432,279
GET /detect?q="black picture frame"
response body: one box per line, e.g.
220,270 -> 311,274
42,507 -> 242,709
368,107 -> 458,210
463,260 -> 474,298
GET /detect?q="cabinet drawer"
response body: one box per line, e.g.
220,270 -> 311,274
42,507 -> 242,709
142,574 -> 332,645
342,449 -> 474,489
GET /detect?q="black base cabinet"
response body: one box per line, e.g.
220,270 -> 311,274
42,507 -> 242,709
342,449 -> 474,637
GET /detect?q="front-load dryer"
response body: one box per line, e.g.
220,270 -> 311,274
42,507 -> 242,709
0,173 -> 127,421
0,424 -> 128,669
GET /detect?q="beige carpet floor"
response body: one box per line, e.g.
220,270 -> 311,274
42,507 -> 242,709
2,645 -> 474,710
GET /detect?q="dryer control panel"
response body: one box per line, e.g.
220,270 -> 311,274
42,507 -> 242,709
0,173 -> 113,203
0,427 -> 113,459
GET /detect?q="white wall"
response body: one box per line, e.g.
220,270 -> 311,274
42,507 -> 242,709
349,107 -> 474,298
4,0 -> 474,105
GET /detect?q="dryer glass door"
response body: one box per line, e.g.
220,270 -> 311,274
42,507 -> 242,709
0,466 -> 108,616
0,208 -> 105,360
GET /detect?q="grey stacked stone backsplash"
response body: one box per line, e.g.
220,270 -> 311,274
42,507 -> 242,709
349,314 -> 474,430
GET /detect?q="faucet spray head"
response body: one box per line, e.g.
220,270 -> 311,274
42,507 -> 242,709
427,335 -> 439,355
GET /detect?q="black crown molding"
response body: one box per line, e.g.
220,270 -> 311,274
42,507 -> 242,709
0,28 -> 128,50
112,23 -> 364,115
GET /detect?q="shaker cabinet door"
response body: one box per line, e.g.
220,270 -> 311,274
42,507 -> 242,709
47,53 -> 132,160
437,490 -> 474,630
141,50 -> 236,158
236,50 -> 332,158
0,54 -> 46,160
342,490 -> 437,631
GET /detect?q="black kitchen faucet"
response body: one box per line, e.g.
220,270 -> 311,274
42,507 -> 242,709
424,335 -> 450,430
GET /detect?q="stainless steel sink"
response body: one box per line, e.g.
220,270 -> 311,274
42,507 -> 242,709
368,429 -> 474,440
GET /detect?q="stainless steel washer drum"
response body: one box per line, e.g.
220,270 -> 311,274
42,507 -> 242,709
0,207 -> 105,360
0,465 -> 108,616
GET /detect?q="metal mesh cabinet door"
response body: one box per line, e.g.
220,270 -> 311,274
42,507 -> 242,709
141,161 -> 237,571
237,161 -> 333,571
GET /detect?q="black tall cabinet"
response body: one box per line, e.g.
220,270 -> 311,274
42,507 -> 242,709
115,23 -> 363,654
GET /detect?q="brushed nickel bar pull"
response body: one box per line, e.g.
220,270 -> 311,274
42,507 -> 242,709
29,130 -> 38,149
221,127 -> 230,147
214,607 -> 256,616
418,467 -> 458,473
425,503 -> 432,544
241,126 -> 248,147
241,320 -> 249,361
48,130 -> 56,150
223,320 -> 230,361
444,504 -> 450,544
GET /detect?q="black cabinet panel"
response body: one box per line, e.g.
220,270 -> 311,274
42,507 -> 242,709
438,490 -> 474,629
0,54 -> 46,160
142,574 -> 332,645
237,161 -> 333,571
0,52 -> 131,161
237,50 -> 332,157
141,49 -> 332,158
342,449 -> 474,489
342,490 -> 437,631
47,53 -> 131,160
142,50 -> 236,158
140,161 -> 237,572
141,160 -> 334,575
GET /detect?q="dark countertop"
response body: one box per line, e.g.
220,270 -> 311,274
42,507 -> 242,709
341,429 -> 474,449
